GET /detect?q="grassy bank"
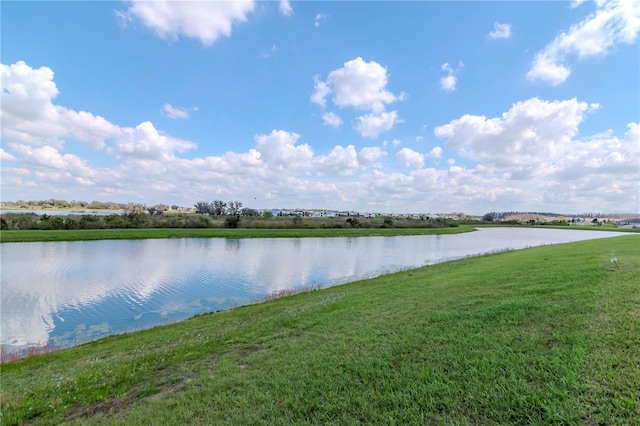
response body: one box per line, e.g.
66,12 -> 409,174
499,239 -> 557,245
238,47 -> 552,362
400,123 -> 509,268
2,235 -> 638,425
0,225 -> 473,243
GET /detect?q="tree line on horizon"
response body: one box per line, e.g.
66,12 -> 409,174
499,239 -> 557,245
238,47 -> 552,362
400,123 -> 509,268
193,200 -> 261,217
1,199 -> 182,212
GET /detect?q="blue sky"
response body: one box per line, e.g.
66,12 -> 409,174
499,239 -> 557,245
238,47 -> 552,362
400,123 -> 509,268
1,0 -> 638,215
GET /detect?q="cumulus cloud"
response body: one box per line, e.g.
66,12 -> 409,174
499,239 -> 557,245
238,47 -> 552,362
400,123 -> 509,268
108,121 -> 196,160
117,0 -> 255,46
11,144 -> 95,179
428,99 -> 638,211
314,145 -> 360,175
528,0 -> 640,85
254,130 -> 314,171
489,22 -> 512,39
312,57 -> 407,137
1,61 -> 121,150
322,112 -> 343,128
279,0 -> 293,16
396,148 -> 425,168
313,57 -> 406,113
311,75 -> 331,109
355,111 -> 403,139
440,62 -> 464,92
357,146 -> 386,166
1,60 -> 199,166
426,146 -> 443,158
434,97 -> 599,168
440,75 -> 457,92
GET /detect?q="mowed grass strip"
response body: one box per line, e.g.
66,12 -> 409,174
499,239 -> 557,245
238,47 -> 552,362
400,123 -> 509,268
0,225 -> 473,243
1,235 -> 638,425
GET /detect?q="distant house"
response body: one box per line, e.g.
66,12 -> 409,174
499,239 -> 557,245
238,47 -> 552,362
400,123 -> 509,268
616,217 -> 640,229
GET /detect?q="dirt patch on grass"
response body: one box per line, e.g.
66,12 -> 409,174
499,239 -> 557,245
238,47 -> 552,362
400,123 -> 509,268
62,358 -> 208,422
63,392 -> 136,421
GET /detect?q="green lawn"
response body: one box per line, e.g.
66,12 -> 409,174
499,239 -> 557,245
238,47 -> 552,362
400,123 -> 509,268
0,225 -> 474,243
1,235 -> 638,425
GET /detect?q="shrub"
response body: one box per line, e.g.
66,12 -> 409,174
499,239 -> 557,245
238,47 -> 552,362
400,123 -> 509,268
224,215 -> 241,228
381,217 -> 394,228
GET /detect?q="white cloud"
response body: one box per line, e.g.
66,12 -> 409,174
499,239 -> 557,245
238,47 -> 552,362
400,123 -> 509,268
279,0 -> 293,16
434,97 -> 598,168
312,57 -> 406,114
1,60 -> 197,170
161,103 -> 190,119
357,146 -> 386,166
1,61 -> 121,150
314,145 -> 360,175
322,112 -> 343,128
312,57 -> 407,137
440,62 -> 464,92
311,75 -> 331,108
108,121 -> 196,160
440,75 -> 457,92
1,148 -> 17,161
11,144 -> 95,179
118,0 -> 255,46
528,0 -> 640,85
254,130 -> 314,171
526,53 -> 571,86
355,111 -> 403,139
315,13 -> 327,27
396,148 -> 425,168
415,136 -> 424,142
426,146 -> 443,158
489,22 -> 512,39
571,0 -> 588,8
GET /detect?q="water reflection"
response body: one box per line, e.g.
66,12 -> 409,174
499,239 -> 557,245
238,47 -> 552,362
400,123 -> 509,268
1,228 -> 630,352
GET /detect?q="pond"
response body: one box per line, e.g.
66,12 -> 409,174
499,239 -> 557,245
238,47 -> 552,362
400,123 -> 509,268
0,228 -> 628,355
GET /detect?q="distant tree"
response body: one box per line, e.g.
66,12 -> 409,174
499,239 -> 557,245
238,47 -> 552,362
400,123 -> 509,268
263,211 -> 274,218
105,214 -> 129,228
482,213 -> 495,222
39,214 -> 67,230
211,200 -> 227,216
240,207 -> 259,216
382,217 -> 394,228
124,204 -> 147,228
171,205 -> 180,211
227,200 -> 243,216
64,216 -> 78,230
194,201 -> 211,214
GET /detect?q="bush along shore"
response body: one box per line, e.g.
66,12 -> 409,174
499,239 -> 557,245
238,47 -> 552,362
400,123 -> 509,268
1,235 -> 638,425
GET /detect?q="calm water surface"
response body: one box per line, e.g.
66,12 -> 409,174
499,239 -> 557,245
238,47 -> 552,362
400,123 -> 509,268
0,228 -> 628,352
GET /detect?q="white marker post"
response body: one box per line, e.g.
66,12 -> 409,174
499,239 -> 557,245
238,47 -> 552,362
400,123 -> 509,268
610,258 -> 619,270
